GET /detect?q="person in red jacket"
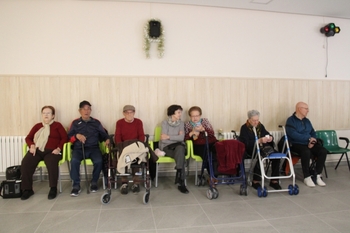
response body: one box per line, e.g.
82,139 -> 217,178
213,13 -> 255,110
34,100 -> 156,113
115,105 -> 145,194
21,106 -> 67,200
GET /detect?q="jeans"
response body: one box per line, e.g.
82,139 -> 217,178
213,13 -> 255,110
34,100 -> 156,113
70,147 -> 102,188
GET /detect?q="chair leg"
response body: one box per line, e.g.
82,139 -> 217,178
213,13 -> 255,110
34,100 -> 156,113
58,167 -> 62,193
40,167 -> 43,181
155,163 -> 159,188
335,153 -> 345,170
195,162 -> 198,185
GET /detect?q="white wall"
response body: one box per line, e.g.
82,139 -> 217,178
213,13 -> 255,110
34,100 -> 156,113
0,0 -> 349,79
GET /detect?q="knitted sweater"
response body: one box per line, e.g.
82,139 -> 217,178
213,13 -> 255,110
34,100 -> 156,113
114,118 -> 145,143
159,120 -> 185,150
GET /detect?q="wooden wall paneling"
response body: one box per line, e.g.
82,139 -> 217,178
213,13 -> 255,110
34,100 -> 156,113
211,78 -> 231,133
277,79 -> 295,126
230,78 -> 248,132
246,79 -> 264,124
308,80 -> 324,129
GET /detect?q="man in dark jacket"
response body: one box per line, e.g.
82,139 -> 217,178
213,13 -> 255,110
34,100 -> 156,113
68,100 -> 110,196
286,102 -> 327,187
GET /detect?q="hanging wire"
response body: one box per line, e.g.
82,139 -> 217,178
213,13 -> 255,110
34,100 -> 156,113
325,37 -> 328,78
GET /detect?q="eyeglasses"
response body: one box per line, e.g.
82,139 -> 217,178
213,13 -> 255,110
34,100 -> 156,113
300,107 -> 309,110
190,115 -> 201,118
42,112 -> 52,115
124,111 -> 135,115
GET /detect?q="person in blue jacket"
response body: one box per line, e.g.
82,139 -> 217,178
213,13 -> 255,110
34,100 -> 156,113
68,100 -> 110,196
286,102 -> 327,187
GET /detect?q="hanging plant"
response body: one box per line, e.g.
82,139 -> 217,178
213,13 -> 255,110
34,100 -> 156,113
143,19 -> 164,58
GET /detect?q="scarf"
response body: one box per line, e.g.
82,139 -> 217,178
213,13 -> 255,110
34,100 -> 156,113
246,120 -> 262,138
34,120 -> 54,152
167,117 -> 181,127
189,118 -> 202,128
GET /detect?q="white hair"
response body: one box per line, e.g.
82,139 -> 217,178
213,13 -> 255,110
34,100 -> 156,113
247,110 -> 260,119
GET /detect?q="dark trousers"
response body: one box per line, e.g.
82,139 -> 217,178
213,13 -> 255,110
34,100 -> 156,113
291,143 -> 327,178
253,159 -> 280,181
70,147 -> 102,188
193,143 -> 217,175
21,149 -> 62,190
163,143 -> 186,179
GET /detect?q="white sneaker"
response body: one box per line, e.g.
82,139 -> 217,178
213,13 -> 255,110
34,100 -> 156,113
304,176 -> 316,187
316,174 -> 326,187
155,148 -> 165,156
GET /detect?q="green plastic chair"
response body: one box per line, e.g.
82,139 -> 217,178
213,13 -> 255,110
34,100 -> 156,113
316,130 -> 350,171
187,140 -> 204,185
22,142 -> 68,193
153,125 -> 191,188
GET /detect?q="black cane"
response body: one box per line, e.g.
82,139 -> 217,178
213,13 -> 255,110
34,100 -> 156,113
82,144 -> 90,194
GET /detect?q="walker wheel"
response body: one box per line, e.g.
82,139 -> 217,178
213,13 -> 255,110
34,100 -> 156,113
206,189 -> 213,200
101,193 -> 111,204
240,185 -> 244,195
212,188 -> 219,199
262,187 -> 268,197
293,185 -> 299,195
288,184 -> 294,195
257,187 -> 263,198
143,192 -> 150,204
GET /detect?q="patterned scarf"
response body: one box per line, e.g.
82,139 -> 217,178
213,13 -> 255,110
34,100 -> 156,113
34,120 -> 54,152
246,120 -> 262,138
167,117 -> 181,127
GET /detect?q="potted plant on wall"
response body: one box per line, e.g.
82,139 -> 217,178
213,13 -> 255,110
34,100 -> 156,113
143,19 -> 164,58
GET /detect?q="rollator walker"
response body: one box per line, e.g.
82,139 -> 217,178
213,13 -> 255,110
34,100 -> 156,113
248,125 -> 299,197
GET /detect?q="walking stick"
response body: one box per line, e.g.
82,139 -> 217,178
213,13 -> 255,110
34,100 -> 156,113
82,144 -> 90,194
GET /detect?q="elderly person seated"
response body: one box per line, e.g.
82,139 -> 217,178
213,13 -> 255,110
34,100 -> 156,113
159,104 -> 189,194
239,110 -> 281,190
21,105 -> 67,200
185,106 -> 218,173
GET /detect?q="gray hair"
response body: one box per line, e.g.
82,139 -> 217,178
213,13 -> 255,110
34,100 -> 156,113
247,110 -> 260,119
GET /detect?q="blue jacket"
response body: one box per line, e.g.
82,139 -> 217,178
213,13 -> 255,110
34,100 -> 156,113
68,117 -> 109,150
285,113 -> 316,145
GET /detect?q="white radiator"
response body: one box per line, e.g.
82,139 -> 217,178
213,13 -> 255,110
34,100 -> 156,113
0,136 -> 25,173
220,131 -> 284,143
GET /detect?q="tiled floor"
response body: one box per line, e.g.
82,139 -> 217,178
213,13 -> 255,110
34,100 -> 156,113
1,164 -> 350,233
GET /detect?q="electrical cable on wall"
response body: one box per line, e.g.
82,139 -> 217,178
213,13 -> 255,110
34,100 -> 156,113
325,37 -> 328,78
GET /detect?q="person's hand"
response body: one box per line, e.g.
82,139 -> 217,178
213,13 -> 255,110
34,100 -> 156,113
29,144 -> 36,156
76,133 -> 87,144
191,130 -> 200,137
52,148 -> 61,155
259,137 -> 268,144
195,125 -> 204,132
266,135 -> 273,143
161,134 -> 169,140
308,137 -> 317,148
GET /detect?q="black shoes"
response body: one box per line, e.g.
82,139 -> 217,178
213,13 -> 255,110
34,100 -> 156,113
90,184 -> 98,193
269,181 -> 282,190
21,189 -> 34,200
178,185 -> 189,194
131,184 -> 140,194
48,187 -> 57,200
252,182 -> 262,190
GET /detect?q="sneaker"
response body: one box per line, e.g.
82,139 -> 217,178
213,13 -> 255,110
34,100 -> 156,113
155,148 -> 165,156
316,174 -> 326,187
21,189 -> 34,200
269,181 -> 282,190
70,187 -> 81,197
252,182 -> 262,190
304,176 -> 316,187
90,184 -> 98,193
48,187 -> 57,200
131,184 -> 140,194
120,183 -> 128,195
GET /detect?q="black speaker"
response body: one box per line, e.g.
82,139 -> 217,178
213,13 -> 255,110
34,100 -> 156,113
149,20 -> 161,38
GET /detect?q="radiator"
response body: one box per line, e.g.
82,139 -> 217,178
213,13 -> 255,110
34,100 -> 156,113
0,136 -> 25,173
220,131 -> 284,143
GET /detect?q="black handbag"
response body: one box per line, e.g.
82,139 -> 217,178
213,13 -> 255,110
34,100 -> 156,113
261,145 -> 275,158
0,180 -> 22,198
6,165 -> 21,180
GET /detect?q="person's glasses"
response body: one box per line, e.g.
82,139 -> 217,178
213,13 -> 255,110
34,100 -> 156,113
42,112 -> 52,115
300,107 -> 309,110
190,115 -> 201,118
124,111 -> 135,115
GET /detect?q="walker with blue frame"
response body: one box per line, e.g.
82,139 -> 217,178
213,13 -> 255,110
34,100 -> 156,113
249,125 -> 299,197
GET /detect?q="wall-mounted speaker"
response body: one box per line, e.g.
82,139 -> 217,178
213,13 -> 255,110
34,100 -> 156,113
149,20 -> 161,38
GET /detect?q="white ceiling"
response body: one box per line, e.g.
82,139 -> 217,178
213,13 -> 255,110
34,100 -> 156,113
109,0 -> 350,19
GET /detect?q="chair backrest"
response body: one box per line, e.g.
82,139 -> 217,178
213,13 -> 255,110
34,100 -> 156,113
154,125 -> 161,142
316,130 -> 339,149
